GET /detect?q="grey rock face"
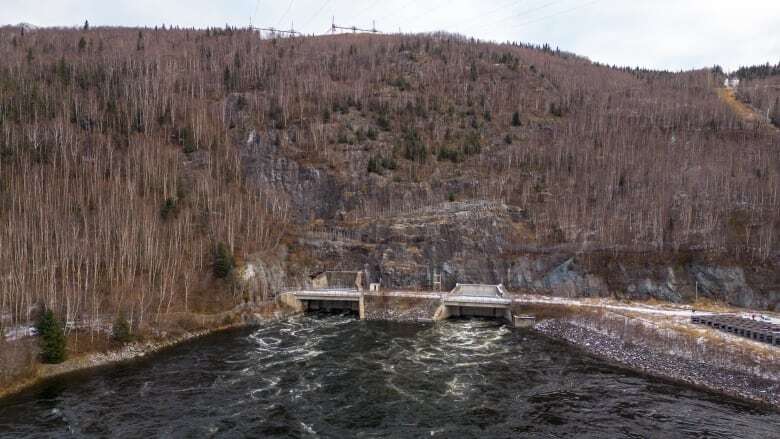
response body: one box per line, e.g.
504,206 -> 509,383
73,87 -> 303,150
541,258 -> 607,297
234,115 -> 778,311
627,278 -> 682,303
239,250 -> 289,302
689,265 -> 757,308
240,131 -> 344,221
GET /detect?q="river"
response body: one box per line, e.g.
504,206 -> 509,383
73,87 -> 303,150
0,315 -> 778,438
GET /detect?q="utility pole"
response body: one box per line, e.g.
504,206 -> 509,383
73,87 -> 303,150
432,268 -> 442,292
253,26 -> 300,37
328,16 -> 381,35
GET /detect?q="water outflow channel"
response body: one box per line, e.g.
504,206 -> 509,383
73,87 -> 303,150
1,315 -> 778,437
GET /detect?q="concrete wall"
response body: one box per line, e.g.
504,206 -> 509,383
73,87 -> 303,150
364,295 -> 439,321
283,291 -> 516,323
303,299 -> 360,314
277,292 -> 304,313
309,271 -> 364,291
434,304 -> 512,322
311,274 -> 328,290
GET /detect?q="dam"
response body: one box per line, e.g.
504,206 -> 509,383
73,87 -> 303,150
433,284 -> 512,321
279,271 -> 518,324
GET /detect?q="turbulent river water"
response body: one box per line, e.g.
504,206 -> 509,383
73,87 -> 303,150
0,315 -> 778,438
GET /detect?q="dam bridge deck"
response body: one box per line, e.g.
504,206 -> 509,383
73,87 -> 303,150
286,284 -> 514,322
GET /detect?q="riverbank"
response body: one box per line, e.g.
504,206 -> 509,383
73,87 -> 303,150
0,305 -> 296,401
0,328 -> 219,400
3,298 -> 778,411
534,319 -> 780,408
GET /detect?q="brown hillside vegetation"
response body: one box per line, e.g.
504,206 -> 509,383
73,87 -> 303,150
737,74 -> 780,129
1,27 -> 779,333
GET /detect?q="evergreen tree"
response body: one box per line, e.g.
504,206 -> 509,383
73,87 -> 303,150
112,314 -> 132,343
36,309 -> 67,364
78,37 -> 87,52
223,66 -> 233,91
214,242 -> 234,279
402,127 -> 428,163
83,20 -> 89,31
367,157 -> 381,174
511,111 -> 522,127
160,198 -> 177,220
771,98 -> 780,127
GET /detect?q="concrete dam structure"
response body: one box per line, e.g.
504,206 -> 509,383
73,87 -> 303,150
278,272 -> 519,324
433,284 -> 512,321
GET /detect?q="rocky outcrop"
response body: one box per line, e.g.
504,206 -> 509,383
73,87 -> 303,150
690,265 -> 755,308
239,249 -> 290,302
282,200 -> 779,310
232,105 -> 780,311
240,130 -> 345,221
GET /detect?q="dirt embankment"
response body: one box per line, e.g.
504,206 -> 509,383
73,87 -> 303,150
530,305 -> 780,408
0,304 -> 295,401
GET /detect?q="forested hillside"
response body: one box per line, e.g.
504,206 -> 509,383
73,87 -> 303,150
735,64 -> 780,128
1,26 -> 779,339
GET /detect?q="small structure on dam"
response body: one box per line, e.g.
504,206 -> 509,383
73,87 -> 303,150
433,284 -> 513,322
309,270 -> 366,291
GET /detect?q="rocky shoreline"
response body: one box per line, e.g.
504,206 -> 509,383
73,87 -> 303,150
0,308 -> 293,401
534,319 -> 780,408
0,327 -> 235,401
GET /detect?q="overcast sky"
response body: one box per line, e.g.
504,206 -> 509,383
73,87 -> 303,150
2,0 -> 778,71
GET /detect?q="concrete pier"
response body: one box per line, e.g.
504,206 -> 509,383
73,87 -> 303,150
434,284 -> 513,323
278,290 -> 364,318
513,315 -> 536,328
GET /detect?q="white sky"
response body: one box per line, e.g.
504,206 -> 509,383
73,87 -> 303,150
2,0 -> 779,71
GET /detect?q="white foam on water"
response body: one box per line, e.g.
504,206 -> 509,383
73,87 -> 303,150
445,376 -> 469,399
300,422 -> 317,435
248,376 -> 281,400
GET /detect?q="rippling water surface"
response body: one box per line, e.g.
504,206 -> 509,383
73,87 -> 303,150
0,315 -> 778,438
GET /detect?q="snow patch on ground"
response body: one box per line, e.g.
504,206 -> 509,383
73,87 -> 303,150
514,294 -> 698,316
4,325 -> 36,341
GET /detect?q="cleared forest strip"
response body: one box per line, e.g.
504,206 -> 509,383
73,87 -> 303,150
717,86 -> 777,132
718,87 -> 762,122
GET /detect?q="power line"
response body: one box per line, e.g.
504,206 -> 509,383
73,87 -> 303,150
253,26 -> 301,37
487,0 -> 565,26
329,17 -> 381,34
447,0 -> 528,29
354,0 -> 384,21
403,0 -> 455,27
275,0 -> 296,27
382,0 -> 423,27
514,0 -> 602,27
391,0 -> 552,35
302,0 -> 333,29
252,0 -> 261,25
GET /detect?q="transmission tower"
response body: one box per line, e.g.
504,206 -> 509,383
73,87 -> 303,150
253,23 -> 300,37
329,16 -> 380,34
